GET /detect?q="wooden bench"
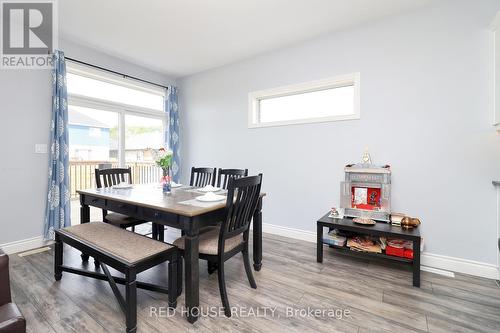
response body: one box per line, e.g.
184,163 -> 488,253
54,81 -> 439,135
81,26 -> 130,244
54,222 -> 179,333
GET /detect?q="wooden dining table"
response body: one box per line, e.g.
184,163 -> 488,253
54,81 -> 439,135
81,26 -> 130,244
76,184 -> 264,323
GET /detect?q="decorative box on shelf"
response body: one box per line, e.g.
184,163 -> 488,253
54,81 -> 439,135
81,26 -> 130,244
340,160 -> 391,222
386,239 -> 414,259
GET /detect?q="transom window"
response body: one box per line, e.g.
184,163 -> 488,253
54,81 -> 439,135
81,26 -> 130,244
67,73 -> 164,111
67,62 -> 165,113
248,73 -> 360,128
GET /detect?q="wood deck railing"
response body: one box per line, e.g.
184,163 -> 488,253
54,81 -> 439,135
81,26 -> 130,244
69,160 -> 162,198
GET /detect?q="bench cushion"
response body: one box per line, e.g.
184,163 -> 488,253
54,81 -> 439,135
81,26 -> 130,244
60,222 -> 173,264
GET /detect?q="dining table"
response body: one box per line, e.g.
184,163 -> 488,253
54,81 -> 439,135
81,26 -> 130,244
76,184 -> 264,323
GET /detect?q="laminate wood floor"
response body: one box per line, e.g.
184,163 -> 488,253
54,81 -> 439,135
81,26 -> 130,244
9,229 -> 500,333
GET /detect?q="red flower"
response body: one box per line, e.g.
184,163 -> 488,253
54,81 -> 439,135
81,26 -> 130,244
160,175 -> 171,185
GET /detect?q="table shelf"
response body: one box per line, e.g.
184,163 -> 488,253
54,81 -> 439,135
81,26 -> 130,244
322,242 -> 413,264
317,212 -> 421,287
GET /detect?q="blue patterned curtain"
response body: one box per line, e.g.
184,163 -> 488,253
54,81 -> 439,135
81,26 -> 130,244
44,50 -> 70,240
165,86 -> 180,182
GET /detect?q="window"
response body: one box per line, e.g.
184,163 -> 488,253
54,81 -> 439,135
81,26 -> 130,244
248,73 -> 360,128
68,105 -> 118,162
124,115 -> 164,164
67,72 -> 164,111
66,61 -> 166,205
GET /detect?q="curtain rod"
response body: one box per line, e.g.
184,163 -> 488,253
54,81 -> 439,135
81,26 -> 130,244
65,57 -> 169,90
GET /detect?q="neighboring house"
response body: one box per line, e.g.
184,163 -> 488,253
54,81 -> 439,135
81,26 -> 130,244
110,131 -> 162,163
68,109 -> 112,161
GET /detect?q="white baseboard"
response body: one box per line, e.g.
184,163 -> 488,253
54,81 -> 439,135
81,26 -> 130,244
262,222 -> 499,280
420,265 -> 455,278
0,236 -> 53,255
420,252 -> 499,280
262,222 -> 317,242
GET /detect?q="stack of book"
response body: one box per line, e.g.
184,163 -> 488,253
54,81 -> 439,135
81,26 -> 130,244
347,236 -> 382,253
323,229 -> 347,246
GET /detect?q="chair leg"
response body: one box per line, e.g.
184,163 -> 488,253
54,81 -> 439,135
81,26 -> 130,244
168,255 -> 178,308
243,244 -> 257,289
125,271 -> 137,333
54,234 -> 63,281
132,225 -> 135,233
207,261 -> 217,275
217,258 -> 231,317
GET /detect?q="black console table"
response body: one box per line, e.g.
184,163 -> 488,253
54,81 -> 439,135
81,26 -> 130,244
316,212 -> 421,287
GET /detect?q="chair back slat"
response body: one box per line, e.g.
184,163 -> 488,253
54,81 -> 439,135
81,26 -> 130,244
190,167 -> 216,187
95,168 -> 132,189
217,168 -> 248,189
219,174 -> 262,250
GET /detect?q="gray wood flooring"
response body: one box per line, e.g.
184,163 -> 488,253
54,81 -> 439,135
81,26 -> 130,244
9,229 -> 500,333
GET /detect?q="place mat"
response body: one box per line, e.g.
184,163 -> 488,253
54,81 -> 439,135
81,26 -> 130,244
178,198 -> 226,208
172,185 -> 194,190
151,184 -> 193,190
186,188 -> 228,195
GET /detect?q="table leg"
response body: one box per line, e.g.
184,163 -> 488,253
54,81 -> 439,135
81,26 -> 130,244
317,224 -> 323,263
413,237 -> 421,288
80,196 -> 90,262
152,223 -> 158,240
253,197 -> 263,271
184,218 -> 199,323
328,226 -> 335,249
158,225 -> 165,242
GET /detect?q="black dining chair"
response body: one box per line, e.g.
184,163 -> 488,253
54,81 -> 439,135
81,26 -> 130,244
217,168 -> 248,189
174,174 -> 263,317
95,168 -> 157,235
189,167 -> 216,187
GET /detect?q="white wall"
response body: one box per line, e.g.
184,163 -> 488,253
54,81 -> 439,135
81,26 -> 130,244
0,70 -> 52,247
61,39 -> 176,88
0,39 -> 175,249
179,0 -> 500,267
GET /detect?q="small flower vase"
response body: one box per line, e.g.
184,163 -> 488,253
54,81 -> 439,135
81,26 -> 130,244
161,167 -> 172,194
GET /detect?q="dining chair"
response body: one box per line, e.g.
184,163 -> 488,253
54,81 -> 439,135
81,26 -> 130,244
189,167 -> 216,187
204,168 -> 248,272
94,167 -> 154,234
174,174 -> 263,317
217,168 -> 248,189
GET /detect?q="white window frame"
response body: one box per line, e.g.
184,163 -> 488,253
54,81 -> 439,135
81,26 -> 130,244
248,73 -> 360,128
66,61 -> 167,167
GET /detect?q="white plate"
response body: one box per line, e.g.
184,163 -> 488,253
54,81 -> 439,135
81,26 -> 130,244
199,185 -> 221,192
196,194 -> 226,202
112,184 -> 133,189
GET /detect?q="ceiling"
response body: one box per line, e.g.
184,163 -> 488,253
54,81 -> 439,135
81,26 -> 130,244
60,0 -> 433,78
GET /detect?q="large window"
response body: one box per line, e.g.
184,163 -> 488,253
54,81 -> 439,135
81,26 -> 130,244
67,61 -> 166,199
248,73 -> 360,128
